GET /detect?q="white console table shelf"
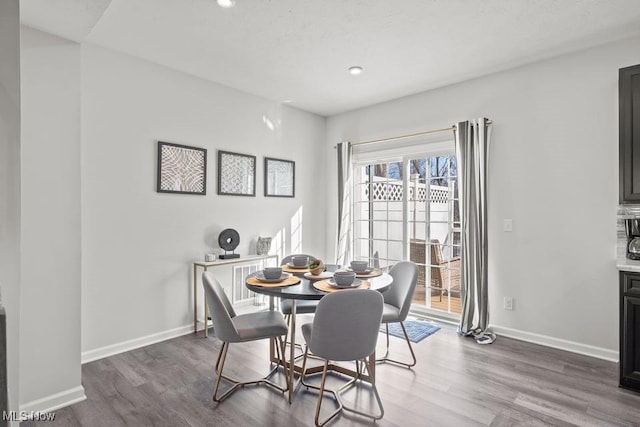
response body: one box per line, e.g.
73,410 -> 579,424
193,254 -> 279,337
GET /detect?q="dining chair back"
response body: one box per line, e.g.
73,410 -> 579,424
280,253 -> 320,317
308,289 -> 383,361
203,273 -> 238,342
323,263 -> 341,272
385,261 -> 419,322
301,289 -> 384,426
202,271 -> 289,402
378,261 -> 419,368
281,253 -> 317,265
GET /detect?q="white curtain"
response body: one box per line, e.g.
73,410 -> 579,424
336,142 -> 353,265
455,118 -> 496,344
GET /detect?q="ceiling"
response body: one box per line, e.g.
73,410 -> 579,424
20,0 -> 640,116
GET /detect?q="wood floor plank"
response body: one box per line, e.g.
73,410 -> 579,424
23,324 -> 640,427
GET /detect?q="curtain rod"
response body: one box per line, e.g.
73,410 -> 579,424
351,126 -> 455,147
335,119 -> 492,148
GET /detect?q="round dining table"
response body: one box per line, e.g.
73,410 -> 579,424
245,271 -> 393,403
245,271 -> 393,301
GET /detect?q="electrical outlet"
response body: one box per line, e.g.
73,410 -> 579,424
503,296 -> 514,310
503,219 -> 513,232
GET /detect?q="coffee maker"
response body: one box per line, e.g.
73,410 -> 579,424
626,218 -> 640,260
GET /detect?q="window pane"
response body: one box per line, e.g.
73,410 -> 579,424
372,221 -> 387,239
372,208 -> 388,221
414,155 -> 461,315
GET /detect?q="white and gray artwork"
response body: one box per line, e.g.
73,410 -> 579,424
265,157 -> 294,197
218,151 -> 256,196
157,142 -> 206,195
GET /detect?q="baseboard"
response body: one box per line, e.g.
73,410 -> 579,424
19,385 -> 86,416
19,325 -> 194,418
412,310 -> 619,362
490,324 -> 618,362
81,324 -> 193,364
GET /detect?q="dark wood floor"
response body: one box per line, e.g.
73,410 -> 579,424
27,319 -> 640,426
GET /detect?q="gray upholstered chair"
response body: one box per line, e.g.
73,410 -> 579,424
323,263 -> 341,272
202,271 -> 289,402
280,253 -> 320,318
300,289 -> 384,427
280,262 -> 341,353
377,261 -> 419,368
280,262 -> 340,318
281,253 -> 317,267
280,300 -> 317,317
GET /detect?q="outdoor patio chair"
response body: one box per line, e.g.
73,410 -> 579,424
430,239 -> 461,299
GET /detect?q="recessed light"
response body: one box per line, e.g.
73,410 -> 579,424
348,66 -> 363,75
217,0 -> 235,8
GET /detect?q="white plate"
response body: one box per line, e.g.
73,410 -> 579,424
347,267 -> 373,274
286,262 -> 308,269
304,271 -> 333,280
255,272 -> 291,283
327,278 -> 363,289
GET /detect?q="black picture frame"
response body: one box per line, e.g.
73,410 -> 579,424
217,150 -> 256,196
156,141 -> 207,195
264,157 -> 295,198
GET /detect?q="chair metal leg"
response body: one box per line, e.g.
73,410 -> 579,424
314,361 -> 342,427
380,324 -> 390,359
283,314 -> 305,356
300,345 -> 310,388
305,351 -> 384,426
336,359 -> 384,421
214,339 -> 226,372
273,335 -> 290,387
213,342 -> 237,402
212,336 -> 289,402
300,346 -> 357,392
376,321 -> 417,368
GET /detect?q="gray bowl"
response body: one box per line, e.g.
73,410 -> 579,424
350,260 -> 369,272
291,256 -> 309,267
333,271 -> 356,286
263,267 -> 283,279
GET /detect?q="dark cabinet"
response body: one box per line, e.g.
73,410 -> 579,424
620,271 -> 640,392
619,64 -> 640,203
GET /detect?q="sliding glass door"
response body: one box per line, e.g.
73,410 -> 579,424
353,161 -> 405,270
352,150 -> 460,317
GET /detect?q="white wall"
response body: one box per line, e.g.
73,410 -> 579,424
0,0 -> 21,418
80,44 -> 326,354
19,27 -> 84,411
326,35 -> 640,357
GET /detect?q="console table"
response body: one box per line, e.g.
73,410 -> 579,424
193,254 -> 279,337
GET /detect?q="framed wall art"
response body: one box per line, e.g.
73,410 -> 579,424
157,141 -> 207,195
264,157 -> 295,198
217,150 -> 256,196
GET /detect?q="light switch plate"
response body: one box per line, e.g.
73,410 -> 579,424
503,219 -> 513,232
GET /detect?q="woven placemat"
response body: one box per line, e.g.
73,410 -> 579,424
282,265 -> 310,273
246,276 -> 301,288
313,279 -> 371,293
353,268 -> 383,278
